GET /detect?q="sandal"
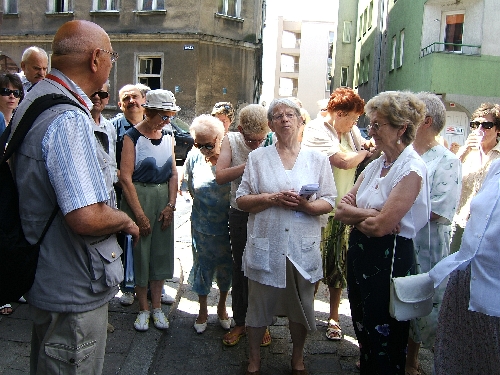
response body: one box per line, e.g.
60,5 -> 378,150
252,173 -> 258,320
405,365 -> 421,375
260,327 -> 272,347
222,326 -> 246,346
0,304 -> 12,315
326,319 -> 342,340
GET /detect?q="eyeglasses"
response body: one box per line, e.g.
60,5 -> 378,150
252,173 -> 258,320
0,88 -> 21,98
194,142 -> 216,151
91,91 -> 109,99
367,122 -> 389,132
215,103 -> 232,111
158,113 -> 171,121
99,48 -> 119,63
470,121 -> 495,130
243,134 -> 266,145
272,113 -> 296,121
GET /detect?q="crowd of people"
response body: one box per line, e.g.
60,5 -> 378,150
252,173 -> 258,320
2,19 -> 500,375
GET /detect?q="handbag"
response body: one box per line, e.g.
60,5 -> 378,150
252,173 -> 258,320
388,235 -> 435,321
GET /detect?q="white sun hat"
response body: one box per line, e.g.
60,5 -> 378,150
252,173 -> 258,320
142,89 -> 181,112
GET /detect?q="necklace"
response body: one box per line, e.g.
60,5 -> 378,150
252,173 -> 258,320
382,160 -> 395,169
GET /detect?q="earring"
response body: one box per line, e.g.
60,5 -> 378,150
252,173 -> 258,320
397,138 -> 401,145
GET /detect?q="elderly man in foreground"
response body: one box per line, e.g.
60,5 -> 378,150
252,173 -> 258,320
9,20 -> 139,375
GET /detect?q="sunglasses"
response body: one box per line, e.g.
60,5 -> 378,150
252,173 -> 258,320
194,142 -> 216,151
158,113 -> 171,121
91,91 -> 109,99
0,88 -> 21,98
215,103 -> 232,110
470,121 -> 495,130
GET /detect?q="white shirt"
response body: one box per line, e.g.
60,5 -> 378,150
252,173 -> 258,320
430,159 -> 500,317
356,145 -> 430,239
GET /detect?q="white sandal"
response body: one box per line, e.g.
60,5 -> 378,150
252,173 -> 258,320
326,319 -> 342,340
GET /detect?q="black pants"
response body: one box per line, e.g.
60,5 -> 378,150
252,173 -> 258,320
347,228 -> 414,375
228,208 -> 250,327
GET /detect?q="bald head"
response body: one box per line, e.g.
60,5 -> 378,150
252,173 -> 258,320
51,20 -> 114,97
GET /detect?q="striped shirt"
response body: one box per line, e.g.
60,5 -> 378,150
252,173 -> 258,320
42,109 -> 109,215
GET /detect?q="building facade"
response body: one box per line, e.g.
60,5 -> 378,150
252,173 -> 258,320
354,0 -> 500,145
0,0 -> 265,122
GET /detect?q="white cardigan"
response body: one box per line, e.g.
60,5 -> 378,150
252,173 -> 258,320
236,145 -> 337,288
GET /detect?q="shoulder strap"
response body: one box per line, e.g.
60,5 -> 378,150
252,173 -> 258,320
0,93 -> 86,243
1,93 -> 86,163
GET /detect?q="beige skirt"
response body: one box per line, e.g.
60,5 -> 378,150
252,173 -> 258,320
246,258 -> 317,332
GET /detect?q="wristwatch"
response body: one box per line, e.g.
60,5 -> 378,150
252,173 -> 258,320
167,203 -> 176,211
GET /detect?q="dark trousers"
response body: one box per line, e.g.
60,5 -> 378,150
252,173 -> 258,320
347,228 -> 414,375
228,208 -> 250,327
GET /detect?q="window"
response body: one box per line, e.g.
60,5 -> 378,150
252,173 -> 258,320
355,62 -> 360,87
365,55 -> 370,83
137,0 -> 165,11
360,59 -> 364,84
48,0 -> 72,13
4,0 -> 18,14
444,13 -> 464,52
399,29 -> 405,67
217,0 -> 241,18
340,66 -> 349,87
136,55 -> 163,89
358,13 -> 363,41
390,36 -> 396,71
363,8 -> 368,34
343,21 -> 352,43
93,0 -> 117,11
368,1 -> 373,30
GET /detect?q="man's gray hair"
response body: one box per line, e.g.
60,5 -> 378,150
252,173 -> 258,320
21,46 -> 48,62
416,92 -> 446,134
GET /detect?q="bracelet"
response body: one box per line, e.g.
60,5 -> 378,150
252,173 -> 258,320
166,203 -> 176,211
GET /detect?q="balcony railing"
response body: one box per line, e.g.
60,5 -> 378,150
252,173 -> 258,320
420,42 -> 481,58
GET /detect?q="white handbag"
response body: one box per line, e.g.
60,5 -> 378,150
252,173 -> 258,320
388,235 -> 435,321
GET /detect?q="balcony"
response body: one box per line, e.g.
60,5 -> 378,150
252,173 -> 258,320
420,42 -> 481,58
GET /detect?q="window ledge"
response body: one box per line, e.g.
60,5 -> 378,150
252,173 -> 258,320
90,10 -> 120,15
134,10 -> 167,15
3,13 -> 19,18
45,11 -> 74,17
214,13 -> 244,23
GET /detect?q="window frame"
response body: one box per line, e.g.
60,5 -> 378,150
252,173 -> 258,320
135,53 -> 164,90
47,0 -> 72,13
216,0 -> 242,19
136,0 -> 165,12
4,0 -> 18,14
340,66 -> 349,87
398,29 -> 405,67
442,11 -> 465,53
390,35 -> 396,71
92,0 -> 118,11
343,21 -> 352,44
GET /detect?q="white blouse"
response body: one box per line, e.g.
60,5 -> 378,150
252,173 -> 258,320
356,145 -> 430,239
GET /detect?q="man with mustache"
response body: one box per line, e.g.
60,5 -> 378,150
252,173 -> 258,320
19,46 -> 48,92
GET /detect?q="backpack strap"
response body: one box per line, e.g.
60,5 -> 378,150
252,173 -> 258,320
1,93 -> 86,163
1,93 -> 87,242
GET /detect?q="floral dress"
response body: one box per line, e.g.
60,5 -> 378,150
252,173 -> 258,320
410,145 -> 461,348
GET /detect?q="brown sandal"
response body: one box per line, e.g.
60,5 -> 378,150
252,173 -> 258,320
222,326 -> 246,346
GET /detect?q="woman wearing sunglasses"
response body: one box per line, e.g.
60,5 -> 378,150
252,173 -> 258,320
450,103 -> 500,253
180,115 -> 232,334
0,73 -> 24,135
